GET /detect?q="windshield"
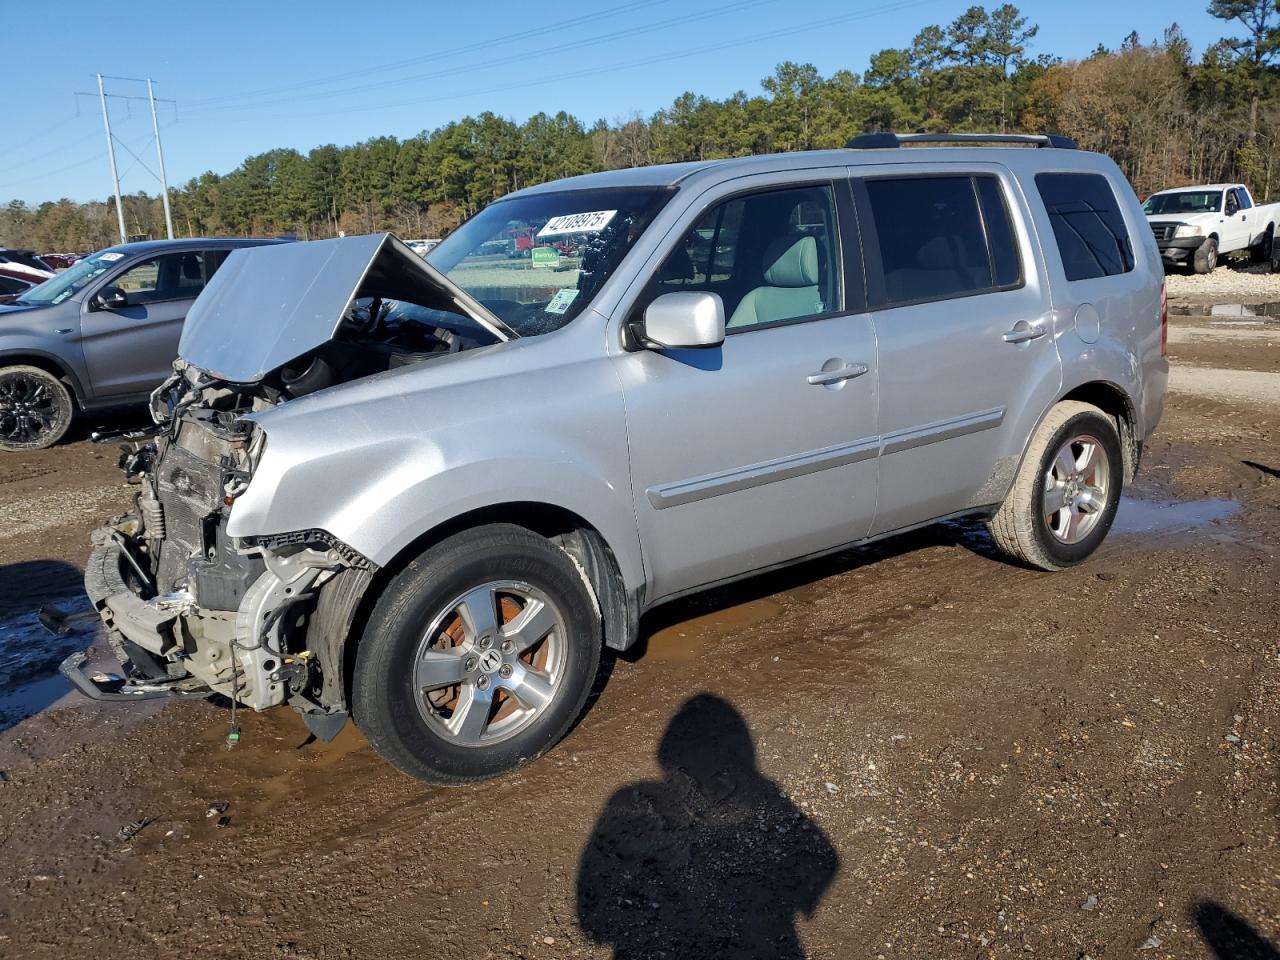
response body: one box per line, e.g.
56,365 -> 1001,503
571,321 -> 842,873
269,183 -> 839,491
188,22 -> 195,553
1143,191 -> 1222,215
427,186 -> 673,336
15,249 -> 125,305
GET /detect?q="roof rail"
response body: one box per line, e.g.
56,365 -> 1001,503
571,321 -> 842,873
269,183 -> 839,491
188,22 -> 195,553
846,132 -> 1078,150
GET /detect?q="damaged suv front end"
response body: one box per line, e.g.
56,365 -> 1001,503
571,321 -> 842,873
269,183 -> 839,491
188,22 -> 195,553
69,233 -> 512,738
84,389 -> 371,723
63,184 -> 670,781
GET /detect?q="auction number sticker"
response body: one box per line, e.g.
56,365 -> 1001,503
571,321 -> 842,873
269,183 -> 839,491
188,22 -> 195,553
537,210 -> 617,238
99,252 -> 124,262
544,288 -> 580,314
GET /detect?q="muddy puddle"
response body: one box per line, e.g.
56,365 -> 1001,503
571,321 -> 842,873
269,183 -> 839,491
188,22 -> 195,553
1169,302 -> 1280,319
1112,494 -> 1241,539
0,594 -> 99,731
641,597 -> 784,660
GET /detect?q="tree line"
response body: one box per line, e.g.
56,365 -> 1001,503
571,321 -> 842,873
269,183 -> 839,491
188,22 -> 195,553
4,1 -> 1279,253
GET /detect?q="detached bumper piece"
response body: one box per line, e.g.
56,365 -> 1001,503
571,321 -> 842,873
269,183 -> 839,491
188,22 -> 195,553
59,651 -> 211,702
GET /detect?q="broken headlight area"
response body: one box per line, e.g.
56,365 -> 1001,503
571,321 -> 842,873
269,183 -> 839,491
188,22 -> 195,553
72,234 -> 511,731
81,402 -> 374,728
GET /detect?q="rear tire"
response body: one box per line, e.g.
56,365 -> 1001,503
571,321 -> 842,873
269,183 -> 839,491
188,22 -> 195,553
0,365 -> 74,451
353,523 -> 602,784
987,401 -> 1123,572
1250,224 -> 1275,265
1192,236 -> 1218,274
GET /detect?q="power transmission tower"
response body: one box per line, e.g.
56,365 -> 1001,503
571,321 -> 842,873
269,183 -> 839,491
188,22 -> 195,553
80,75 -> 179,243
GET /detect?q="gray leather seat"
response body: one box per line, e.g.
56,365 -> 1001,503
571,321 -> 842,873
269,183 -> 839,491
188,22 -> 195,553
727,234 -> 825,329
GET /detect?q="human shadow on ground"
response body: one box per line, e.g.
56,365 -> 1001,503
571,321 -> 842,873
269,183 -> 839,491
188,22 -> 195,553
577,693 -> 838,959
1194,901 -> 1280,960
1243,460 -> 1280,480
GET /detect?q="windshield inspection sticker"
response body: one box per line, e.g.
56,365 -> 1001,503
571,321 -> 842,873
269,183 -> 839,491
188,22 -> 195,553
537,210 -> 617,238
98,252 -> 124,262
544,288 -> 580,314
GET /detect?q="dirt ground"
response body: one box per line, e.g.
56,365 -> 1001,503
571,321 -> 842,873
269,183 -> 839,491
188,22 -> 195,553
1,306 -> 1278,959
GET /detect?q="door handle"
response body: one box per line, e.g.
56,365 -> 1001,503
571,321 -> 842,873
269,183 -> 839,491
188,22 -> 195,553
807,362 -> 868,386
1002,323 -> 1047,344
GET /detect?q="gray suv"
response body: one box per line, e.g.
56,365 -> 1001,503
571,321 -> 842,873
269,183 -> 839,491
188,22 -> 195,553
0,237 -> 284,449
69,133 -> 1167,783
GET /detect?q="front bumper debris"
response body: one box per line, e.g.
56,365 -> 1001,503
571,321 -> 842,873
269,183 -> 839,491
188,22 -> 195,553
84,528 -> 191,659
79,515 -> 349,712
58,651 -> 210,702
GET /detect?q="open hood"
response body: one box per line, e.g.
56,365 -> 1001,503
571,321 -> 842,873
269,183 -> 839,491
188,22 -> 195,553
179,233 -> 513,384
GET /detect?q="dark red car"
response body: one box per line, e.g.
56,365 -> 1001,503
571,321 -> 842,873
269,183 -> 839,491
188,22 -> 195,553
0,248 -> 54,284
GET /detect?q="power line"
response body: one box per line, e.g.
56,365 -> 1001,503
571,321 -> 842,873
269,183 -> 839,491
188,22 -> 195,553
0,130 -> 100,174
186,0 -> 782,118
0,115 -> 81,162
191,0 -> 942,127
3,130 -> 161,189
186,0 -> 679,108
74,90 -> 179,121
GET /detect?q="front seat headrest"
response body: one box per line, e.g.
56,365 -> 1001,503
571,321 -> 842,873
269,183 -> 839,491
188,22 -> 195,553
762,234 -> 819,287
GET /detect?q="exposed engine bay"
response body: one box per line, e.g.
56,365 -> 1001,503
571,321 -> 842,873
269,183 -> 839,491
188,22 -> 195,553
72,234 -> 509,736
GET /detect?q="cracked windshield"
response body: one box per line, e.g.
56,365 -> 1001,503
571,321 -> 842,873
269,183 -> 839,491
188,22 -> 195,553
427,186 -> 672,336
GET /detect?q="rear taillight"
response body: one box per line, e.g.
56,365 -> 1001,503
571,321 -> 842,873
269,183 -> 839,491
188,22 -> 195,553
1160,281 -> 1168,357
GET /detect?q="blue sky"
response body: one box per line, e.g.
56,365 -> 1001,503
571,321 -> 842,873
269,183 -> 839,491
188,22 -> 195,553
1,0 -> 1231,205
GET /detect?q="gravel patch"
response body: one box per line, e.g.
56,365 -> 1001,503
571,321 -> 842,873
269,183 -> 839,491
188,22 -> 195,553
1166,325 -> 1280,344
1168,365 -> 1280,405
1165,264 -> 1280,303
0,483 -> 121,539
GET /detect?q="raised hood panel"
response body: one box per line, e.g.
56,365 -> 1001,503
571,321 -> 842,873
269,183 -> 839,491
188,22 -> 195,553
178,233 -> 511,383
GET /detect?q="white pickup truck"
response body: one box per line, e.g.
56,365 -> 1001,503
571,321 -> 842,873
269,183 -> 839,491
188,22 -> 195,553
1143,183 -> 1280,273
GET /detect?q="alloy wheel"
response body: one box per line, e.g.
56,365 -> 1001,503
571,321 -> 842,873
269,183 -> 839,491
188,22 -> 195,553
1043,433 -> 1111,544
0,371 -> 59,446
413,580 -> 566,746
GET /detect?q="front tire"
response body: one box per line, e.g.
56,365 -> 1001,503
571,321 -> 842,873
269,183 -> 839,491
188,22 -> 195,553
0,365 -> 74,451
987,401 -> 1123,571
353,523 -> 602,784
1192,236 -> 1218,274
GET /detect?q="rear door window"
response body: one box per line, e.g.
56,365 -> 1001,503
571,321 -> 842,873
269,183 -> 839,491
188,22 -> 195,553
857,174 -> 1023,307
1035,173 -> 1135,281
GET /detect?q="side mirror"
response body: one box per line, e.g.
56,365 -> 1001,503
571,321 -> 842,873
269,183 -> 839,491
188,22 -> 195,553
92,285 -> 129,311
635,291 -> 725,350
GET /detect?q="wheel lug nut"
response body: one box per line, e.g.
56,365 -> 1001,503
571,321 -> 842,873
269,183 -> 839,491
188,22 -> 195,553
498,664 -> 513,679
479,636 -> 492,649
500,639 -> 513,653
476,674 -> 490,690
464,656 -> 478,671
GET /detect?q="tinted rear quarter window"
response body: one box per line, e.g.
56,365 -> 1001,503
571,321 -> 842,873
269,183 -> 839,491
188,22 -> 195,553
860,174 -> 1023,307
1035,172 -> 1135,281
975,177 -> 1021,288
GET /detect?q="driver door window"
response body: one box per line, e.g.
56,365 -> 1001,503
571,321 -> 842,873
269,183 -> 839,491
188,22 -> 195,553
114,252 -> 207,306
651,184 -> 843,331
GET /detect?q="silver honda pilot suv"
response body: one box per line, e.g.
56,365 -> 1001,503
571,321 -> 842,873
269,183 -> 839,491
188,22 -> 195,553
72,133 -> 1168,783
